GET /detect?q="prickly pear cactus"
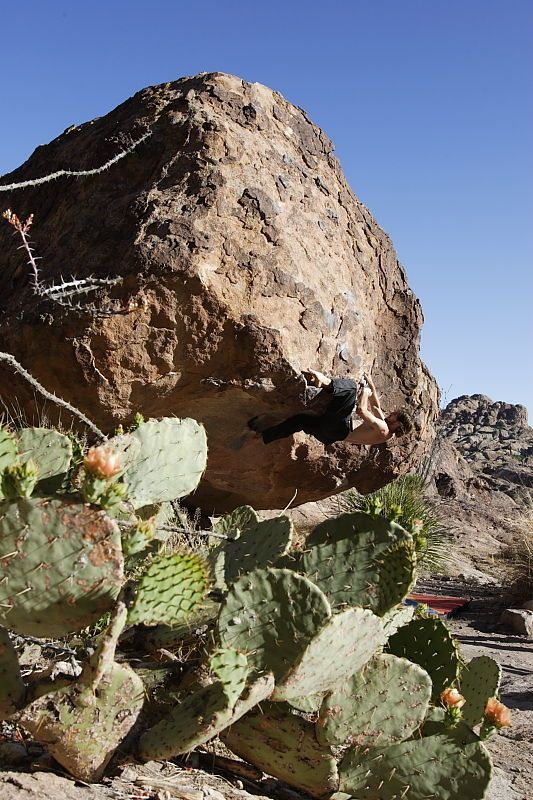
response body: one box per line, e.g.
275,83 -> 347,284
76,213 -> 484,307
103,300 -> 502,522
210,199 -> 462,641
305,511 -> 409,548
316,653 -> 432,748
217,568 -> 331,682
0,497 -> 123,636
0,427 -> 18,493
137,656 -> 272,760
273,607 -> 385,702
298,518 -> 415,615
460,655 -> 502,728
339,721 -> 493,800
380,603 -> 415,638
127,552 -> 209,627
109,418 -> 207,508
209,516 -> 294,589
17,427 -> 73,485
222,703 -> 339,798
209,648 -> 249,705
0,626 -> 24,718
19,661 -> 144,782
213,505 -> 259,536
387,618 -> 461,700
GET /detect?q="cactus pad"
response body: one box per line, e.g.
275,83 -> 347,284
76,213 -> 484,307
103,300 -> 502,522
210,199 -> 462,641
137,662 -> 265,760
273,607 -> 385,702
209,516 -> 294,589
461,655 -> 502,728
305,511 -> 410,548
222,703 -> 339,798
0,427 -> 18,477
0,625 -> 24,718
381,603 -> 415,638
0,497 -> 123,637
109,417 -> 207,508
387,618 -> 461,700
209,648 -> 249,705
17,427 -> 72,483
316,653 -> 432,748
213,505 -> 259,536
217,568 -> 331,681
299,527 -> 415,615
19,662 -> 144,782
128,552 -> 209,627
339,722 -> 492,800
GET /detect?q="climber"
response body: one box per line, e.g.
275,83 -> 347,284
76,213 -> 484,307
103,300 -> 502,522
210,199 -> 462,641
247,368 -> 413,446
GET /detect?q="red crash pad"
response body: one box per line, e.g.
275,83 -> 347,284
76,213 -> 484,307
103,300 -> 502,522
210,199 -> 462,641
407,592 -> 471,618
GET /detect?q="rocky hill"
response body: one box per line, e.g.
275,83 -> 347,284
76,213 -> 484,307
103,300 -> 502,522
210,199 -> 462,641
438,395 -> 532,506
426,395 -> 532,579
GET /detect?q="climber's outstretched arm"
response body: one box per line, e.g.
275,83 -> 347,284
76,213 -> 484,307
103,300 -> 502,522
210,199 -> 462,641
363,370 -> 386,422
356,385 -> 389,436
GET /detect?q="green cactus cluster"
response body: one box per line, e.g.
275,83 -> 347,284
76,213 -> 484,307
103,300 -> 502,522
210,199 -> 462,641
0,418 -> 502,799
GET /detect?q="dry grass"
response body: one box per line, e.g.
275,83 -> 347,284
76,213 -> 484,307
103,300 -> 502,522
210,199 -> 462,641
502,511 -> 533,602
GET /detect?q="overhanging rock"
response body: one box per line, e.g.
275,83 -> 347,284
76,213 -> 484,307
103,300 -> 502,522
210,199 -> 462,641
0,72 -> 439,511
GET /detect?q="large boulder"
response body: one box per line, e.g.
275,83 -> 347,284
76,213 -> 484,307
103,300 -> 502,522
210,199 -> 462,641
0,72 -> 438,511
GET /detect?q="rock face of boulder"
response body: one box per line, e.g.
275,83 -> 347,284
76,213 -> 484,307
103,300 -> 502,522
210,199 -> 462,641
0,72 -> 438,511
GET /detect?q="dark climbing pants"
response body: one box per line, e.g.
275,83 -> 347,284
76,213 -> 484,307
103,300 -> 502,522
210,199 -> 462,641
262,378 -> 360,446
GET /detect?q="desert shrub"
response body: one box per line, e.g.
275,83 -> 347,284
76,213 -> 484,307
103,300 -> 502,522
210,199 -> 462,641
502,511 -> 533,601
335,473 -> 451,573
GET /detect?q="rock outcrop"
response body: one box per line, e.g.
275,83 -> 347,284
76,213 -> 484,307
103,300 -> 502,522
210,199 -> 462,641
418,395 -> 532,577
0,72 -> 438,511
437,395 -> 533,507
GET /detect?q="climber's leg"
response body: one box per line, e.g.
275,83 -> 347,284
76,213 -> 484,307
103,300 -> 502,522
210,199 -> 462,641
260,413 -> 319,444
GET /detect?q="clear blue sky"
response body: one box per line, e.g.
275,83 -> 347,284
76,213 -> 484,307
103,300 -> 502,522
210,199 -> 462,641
1,1 -> 532,414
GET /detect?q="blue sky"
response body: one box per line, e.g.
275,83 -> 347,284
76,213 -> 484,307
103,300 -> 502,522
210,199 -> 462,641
1,0 -> 532,414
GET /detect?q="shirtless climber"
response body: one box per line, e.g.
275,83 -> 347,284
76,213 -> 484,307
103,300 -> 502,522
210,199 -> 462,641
248,368 -> 413,446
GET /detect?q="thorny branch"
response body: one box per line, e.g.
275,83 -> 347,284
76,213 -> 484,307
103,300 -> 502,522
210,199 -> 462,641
0,351 -> 105,439
1,130 -> 152,314
0,131 -> 151,192
3,209 -> 121,307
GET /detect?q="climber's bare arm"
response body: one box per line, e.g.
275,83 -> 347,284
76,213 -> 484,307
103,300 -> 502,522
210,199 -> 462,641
363,371 -> 386,421
355,386 -> 390,438
303,368 -> 332,389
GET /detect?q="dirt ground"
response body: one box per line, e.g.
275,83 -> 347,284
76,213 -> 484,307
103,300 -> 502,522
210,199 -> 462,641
0,578 -> 531,800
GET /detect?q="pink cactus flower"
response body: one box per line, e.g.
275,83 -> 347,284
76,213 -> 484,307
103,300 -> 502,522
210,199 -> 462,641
440,687 -> 466,709
84,445 -> 121,478
484,698 -> 511,728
